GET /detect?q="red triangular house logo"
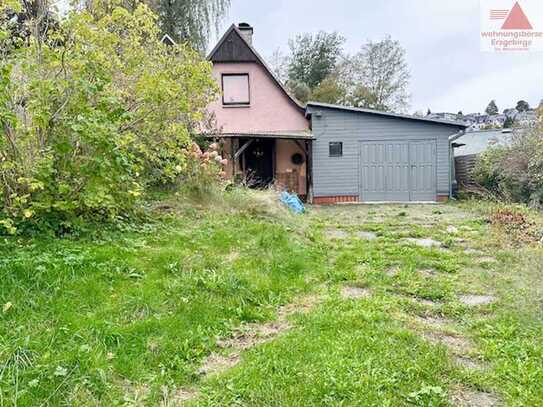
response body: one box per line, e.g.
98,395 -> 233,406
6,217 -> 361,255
502,2 -> 533,30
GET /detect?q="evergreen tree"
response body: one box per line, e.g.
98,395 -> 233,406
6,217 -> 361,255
286,31 -> 345,91
485,100 -> 498,115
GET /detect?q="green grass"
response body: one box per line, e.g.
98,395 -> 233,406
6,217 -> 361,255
1,194 -> 543,405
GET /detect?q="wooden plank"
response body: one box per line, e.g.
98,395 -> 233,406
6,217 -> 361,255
234,139 -> 254,160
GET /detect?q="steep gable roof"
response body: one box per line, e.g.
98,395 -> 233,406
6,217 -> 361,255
207,25 -> 304,112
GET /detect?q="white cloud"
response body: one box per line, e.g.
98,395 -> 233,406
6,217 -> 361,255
423,58 -> 543,113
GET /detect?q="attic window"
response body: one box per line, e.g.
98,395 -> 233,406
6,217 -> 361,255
329,142 -> 343,157
222,73 -> 250,105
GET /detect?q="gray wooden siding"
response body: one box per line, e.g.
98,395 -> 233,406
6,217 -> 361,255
308,107 -> 462,199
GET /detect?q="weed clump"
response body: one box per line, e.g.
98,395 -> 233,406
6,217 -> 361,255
488,206 -> 542,245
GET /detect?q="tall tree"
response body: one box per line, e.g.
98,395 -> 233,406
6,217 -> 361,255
1,0 -> 59,51
286,31 -> 345,91
342,36 -> 410,112
515,100 -> 530,112
288,81 -> 311,104
155,0 -> 230,51
310,75 -> 346,104
77,0 -> 230,51
485,100 -> 498,115
503,116 -> 515,128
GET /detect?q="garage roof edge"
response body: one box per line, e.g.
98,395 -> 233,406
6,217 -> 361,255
306,102 -> 469,129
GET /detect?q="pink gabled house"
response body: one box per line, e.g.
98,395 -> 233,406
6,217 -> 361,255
207,23 -> 313,199
205,23 -> 467,204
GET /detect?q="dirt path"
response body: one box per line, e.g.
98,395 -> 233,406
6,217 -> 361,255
176,294 -> 322,403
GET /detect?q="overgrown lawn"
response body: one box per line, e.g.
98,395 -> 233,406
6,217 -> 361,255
2,196 -> 543,405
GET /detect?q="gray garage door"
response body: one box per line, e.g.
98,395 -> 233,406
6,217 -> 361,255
359,140 -> 436,202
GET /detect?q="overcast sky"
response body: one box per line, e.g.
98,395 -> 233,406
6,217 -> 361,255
213,0 -> 543,114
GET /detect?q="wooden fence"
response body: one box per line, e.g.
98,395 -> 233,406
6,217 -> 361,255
455,154 -> 479,189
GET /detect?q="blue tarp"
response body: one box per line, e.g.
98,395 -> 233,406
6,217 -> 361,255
280,191 -> 305,214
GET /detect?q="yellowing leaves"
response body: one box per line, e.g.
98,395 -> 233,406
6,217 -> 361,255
3,302 -> 12,313
1,4 -> 218,232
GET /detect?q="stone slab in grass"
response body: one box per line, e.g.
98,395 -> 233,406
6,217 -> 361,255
385,266 -> 399,277
477,256 -> 497,264
418,269 -> 438,278
413,297 -> 441,307
464,248 -> 484,256
450,388 -> 501,407
415,314 -> 452,329
341,286 -> 371,299
446,225 -> 459,234
403,238 -> 443,248
459,294 -> 496,306
198,352 -> 240,376
172,387 -> 200,403
423,331 -> 473,353
356,231 -> 377,240
326,229 -> 349,239
453,355 -> 485,371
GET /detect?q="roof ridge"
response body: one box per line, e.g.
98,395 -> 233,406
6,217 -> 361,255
208,24 -> 305,112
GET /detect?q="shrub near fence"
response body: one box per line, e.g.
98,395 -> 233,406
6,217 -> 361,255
473,113 -> 543,208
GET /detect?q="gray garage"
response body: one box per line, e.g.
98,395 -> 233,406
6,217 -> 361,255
305,102 -> 467,204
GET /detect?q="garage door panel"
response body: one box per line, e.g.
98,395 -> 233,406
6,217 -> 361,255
360,140 -> 436,202
409,141 -> 436,201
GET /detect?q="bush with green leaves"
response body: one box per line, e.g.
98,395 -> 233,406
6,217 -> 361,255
473,115 -> 543,208
0,2 -> 218,234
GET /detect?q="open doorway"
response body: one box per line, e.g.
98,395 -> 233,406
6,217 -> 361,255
241,138 -> 275,188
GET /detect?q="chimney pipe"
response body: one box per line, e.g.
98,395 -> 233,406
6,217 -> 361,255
238,22 -> 253,45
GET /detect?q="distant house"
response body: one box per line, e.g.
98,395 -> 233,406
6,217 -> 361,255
207,24 -> 468,203
517,110 -> 539,127
454,129 -> 512,157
